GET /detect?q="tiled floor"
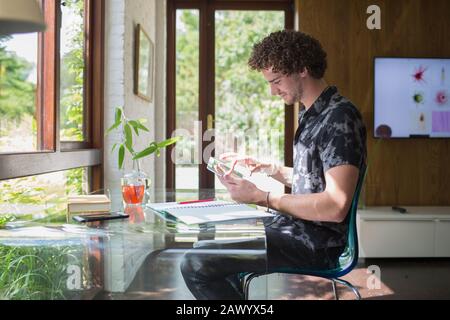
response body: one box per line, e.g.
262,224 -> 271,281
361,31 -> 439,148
99,250 -> 450,300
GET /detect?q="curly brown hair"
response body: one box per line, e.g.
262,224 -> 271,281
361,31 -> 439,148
248,30 -> 327,79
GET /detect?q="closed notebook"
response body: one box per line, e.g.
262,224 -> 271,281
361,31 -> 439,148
67,194 -> 111,214
147,200 -> 273,225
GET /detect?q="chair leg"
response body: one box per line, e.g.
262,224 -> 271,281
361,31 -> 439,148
332,278 -> 361,300
331,279 -> 339,300
242,273 -> 261,300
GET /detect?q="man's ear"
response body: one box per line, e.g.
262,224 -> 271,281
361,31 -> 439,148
299,67 -> 309,78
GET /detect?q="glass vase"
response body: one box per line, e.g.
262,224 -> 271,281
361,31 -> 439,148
121,159 -> 149,206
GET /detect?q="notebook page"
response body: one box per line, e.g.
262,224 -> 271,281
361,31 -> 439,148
163,201 -> 273,225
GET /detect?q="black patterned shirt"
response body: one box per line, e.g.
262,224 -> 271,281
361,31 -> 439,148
267,86 -> 367,252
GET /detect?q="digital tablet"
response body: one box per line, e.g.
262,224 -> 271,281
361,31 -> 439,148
207,157 -> 244,178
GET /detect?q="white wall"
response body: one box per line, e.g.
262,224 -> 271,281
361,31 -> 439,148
124,0 -> 156,191
104,0 -> 166,207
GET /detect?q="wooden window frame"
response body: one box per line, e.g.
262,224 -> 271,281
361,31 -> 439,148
0,0 -> 105,192
166,0 -> 294,191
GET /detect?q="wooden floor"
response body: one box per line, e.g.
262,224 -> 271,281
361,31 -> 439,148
264,258 -> 450,300
98,250 -> 450,300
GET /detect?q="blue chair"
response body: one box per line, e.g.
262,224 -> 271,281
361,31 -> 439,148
241,167 -> 366,300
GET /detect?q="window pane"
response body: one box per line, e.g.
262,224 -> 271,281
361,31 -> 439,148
60,0 -> 86,142
0,239 -> 95,300
0,168 -> 89,224
175,9 -> 200,196
0,168 -> 96,300
215,11 -> 285,193
0,34 -> 38,153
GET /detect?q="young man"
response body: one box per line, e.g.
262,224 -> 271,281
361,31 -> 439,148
180,30 -> 367,300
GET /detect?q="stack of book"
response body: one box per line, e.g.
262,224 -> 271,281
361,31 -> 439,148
67,194 -> 111,221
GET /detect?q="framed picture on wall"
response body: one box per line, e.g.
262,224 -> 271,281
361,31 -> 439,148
134,24 -> 154,102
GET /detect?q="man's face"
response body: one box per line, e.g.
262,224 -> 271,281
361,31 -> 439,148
262,68 -> 304,105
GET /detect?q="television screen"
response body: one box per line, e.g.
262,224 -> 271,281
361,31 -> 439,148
374,57 -> 450,138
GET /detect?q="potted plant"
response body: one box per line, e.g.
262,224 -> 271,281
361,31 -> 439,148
106,107 -> 180,205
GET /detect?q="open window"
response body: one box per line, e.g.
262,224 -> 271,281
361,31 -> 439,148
0,0 -> 105,216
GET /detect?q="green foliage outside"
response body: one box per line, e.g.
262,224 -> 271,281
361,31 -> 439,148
0,169 -> 88,226
0,35 -> 36,136
175,11 -> 285,162
60,0 -> 85,142
0,169 -> 89,300
175,11 -> 199,133
0,244 -> 88,300
215,11 -> 285,133
174,11 -> 199,165
0,215 -> 15,229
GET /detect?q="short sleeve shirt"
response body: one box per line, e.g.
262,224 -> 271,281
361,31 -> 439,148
267,86 -> 367,251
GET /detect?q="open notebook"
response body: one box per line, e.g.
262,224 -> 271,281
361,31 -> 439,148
147,200 -> 274,225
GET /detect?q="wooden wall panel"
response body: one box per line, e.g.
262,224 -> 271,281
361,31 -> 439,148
297,0 -> 450,206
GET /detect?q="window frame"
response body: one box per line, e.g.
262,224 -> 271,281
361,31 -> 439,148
166,0 -> 294,191
0,0 -> 105,192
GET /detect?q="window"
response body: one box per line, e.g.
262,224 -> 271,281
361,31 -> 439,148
60,0 -> 86,142
214,10 -> 287,193
0,168 -> 89,223
0,34 -> 39,153
167,0 -> 294,198
174,9 -> 200,193
0,0 -> 105,203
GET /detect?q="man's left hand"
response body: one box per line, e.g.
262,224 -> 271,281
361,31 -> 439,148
218,173 -> 266,205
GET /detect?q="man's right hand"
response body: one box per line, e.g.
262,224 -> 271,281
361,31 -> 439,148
219,152 -> 278,177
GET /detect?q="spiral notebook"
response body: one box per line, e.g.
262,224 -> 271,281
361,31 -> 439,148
147,200 -> 273,225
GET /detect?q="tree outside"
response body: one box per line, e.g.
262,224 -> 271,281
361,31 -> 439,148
215,10 -> 285,163
60,0 -> 85,142
175,10 -> 286,191
0,35 -> 37,153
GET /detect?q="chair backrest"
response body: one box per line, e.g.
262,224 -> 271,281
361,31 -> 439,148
331,165 -> 366,277
271,165 -> 367,279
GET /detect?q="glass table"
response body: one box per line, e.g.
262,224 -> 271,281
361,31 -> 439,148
0,189 -> 268,300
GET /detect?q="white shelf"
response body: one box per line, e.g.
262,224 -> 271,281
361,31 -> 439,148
357,206 -> 450,258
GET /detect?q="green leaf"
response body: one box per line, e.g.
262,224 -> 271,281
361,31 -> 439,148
133,143 -> 158,160
118,144 -> 125,170
136,120 -> 149,132
156,136 -> 182,148
128,120 -> 140,136
124,123 -> 133,153
105,122 -> 121,136
115,107 -> 123,124
111,143 -> 118,152
0,215 -> 15,229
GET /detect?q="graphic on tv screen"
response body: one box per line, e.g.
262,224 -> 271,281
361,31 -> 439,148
374,58 -> 450,138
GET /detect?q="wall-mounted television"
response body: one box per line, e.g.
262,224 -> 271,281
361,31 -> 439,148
374,57 -> 450,138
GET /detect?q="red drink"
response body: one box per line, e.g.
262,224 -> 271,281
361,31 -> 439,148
122,184 -> 145,204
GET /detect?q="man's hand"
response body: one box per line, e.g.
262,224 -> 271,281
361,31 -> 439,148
217,172 -> 266,205
219,152 -> 278,177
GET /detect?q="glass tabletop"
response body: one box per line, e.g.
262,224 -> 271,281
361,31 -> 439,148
0,189 -> 268,300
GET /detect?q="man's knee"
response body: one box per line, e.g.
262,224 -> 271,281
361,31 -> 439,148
180,251 -> 197,278
180,250 -> 224,282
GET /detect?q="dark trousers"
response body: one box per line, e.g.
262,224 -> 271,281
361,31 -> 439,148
180,219 -> 343,300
